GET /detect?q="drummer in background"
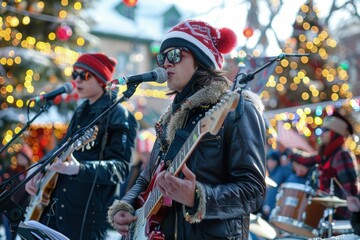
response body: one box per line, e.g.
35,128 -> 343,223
288,111 -> 358,220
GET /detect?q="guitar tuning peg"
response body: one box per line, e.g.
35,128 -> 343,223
75,142 -> 81,149
91,141 -> 95,147
82,146 -> 85,152
86,143 -> 91,150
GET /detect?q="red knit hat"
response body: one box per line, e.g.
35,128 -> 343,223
160,19 -> 237,70
73,53 -> 117,86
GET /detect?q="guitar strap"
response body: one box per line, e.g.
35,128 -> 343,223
234,89 -> 244,122
154,90 -> 244,174
163,127 -> 198,171
223,90 -> 244,162
156,106 -> 209,174
224,90 -> 244,135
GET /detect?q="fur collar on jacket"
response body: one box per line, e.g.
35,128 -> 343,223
158,81 -> 228,144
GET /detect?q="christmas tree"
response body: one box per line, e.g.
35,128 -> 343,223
264,0 -> 358,154
264,0 -> 351,109
0,0 -> 97,166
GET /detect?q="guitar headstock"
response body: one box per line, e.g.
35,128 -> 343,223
200,91 -> 239,135
74,125 -> 99,151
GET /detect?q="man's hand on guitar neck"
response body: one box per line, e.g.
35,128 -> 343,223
48,154 -> 80,176
155,163 -> 197,208
25,154 -> 80,196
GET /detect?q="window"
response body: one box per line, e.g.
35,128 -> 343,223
115,2 -> 136,20
163,6 -> 181,30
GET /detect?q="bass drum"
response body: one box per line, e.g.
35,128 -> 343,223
270,182 -> 326,238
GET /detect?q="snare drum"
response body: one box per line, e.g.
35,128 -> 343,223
270,182 -> 326,237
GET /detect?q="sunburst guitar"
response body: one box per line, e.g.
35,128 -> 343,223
24,125 -> 98,221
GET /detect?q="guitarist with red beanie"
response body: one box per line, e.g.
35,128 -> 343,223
25,52 -> 138,240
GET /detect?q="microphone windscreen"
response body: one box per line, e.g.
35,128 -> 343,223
154,68 -> 168,83
64,82 -> 75,94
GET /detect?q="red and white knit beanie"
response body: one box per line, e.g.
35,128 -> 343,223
73,53 -> 117,87
160,19 -> 237,70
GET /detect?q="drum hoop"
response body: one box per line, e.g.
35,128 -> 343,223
280,182 -> 313,193
270,216 -> 319,236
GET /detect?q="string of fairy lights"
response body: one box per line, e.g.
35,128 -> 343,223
265,99 -> 360,155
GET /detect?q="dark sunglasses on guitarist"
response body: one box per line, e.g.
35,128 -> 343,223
72,71 -> 91,81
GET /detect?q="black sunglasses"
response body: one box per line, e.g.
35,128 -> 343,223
72,71 -> 91,81
156,47 -> 189,67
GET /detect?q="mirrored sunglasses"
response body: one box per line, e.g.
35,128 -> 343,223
156,47 -> 189,67
72,71 -> 91,81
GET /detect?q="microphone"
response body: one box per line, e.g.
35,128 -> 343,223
111,68 -> 168,85
30,82 -> 74,102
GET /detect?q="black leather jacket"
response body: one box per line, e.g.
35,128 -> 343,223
122,87 -> 266,240
40,92 -> 137,239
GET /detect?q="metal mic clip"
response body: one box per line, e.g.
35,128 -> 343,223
106,79 -> 122,91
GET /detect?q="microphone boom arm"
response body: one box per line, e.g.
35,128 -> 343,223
231,53 -> 309,92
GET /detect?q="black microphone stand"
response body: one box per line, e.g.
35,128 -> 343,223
0,100 -> 53,240
0,101 -> 57,239
0,84 -> 138,237
231,53 -> 309,92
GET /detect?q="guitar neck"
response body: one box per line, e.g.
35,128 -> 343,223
39,145 -> 75,188
143,120 -> 205,219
